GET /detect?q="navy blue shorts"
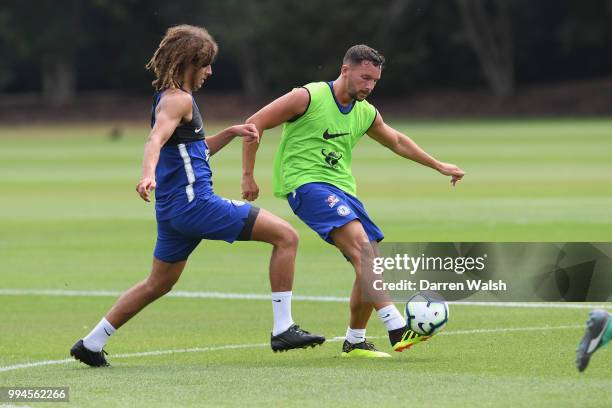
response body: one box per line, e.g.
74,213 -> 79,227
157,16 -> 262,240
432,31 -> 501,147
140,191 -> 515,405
154,195 -> 259,263
287,182 -> 384,245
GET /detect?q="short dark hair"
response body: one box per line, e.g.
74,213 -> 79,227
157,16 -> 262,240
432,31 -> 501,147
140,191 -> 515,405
343,44 -> 385,69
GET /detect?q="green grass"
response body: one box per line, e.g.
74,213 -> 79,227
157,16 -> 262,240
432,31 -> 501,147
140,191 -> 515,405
1,119 -> 611,407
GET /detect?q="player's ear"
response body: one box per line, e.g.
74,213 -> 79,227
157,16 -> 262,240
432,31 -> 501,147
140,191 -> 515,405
340,64 -> 350,77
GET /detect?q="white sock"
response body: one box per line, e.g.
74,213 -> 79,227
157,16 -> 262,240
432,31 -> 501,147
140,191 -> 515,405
345,327 -> 366,344
377,305 -> 406,331
271,291 -> 294,336
83,317 -> 116,352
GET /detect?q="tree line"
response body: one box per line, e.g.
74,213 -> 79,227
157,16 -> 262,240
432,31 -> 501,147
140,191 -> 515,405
1,0 -> 611,106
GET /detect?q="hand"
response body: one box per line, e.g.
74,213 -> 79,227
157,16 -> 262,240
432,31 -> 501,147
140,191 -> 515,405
136,176 -> 156,202
437,162 -> 465,186
242,175 -> 259,201
232,124 -> 259,144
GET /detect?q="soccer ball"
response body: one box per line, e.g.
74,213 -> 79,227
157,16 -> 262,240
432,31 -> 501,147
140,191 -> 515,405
404,291 -> 449,336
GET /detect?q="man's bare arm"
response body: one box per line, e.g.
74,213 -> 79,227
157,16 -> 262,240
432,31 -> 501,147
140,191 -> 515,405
367,111 -> 465,186
136,92 -> 191,202
241,87 -> 310,201
205,124 -> 259,156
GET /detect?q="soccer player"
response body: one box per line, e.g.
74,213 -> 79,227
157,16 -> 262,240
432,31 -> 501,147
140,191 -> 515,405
576,309 -> 611,372
70,25 -> 324,367
241,45 -> 465,358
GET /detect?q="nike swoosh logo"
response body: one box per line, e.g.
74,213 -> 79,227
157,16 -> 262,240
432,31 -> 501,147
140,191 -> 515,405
323,129 -> 349,140
104,328 -> 111,336
382,313 -> 391,319
272,299 -> 282,303
195,126 -> 203,133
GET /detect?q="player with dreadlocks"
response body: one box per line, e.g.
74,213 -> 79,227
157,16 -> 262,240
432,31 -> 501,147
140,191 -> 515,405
70,25 -> 324,367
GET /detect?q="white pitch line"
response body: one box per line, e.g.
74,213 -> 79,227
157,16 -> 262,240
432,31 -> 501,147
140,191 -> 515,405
0,325 -> 586,374
113,343 -> 270,359
0,288 -> 347,303
0,358 -> 74,373
0,288 -> 611,310
437,324 -> 583,335
452,301 -> 612,310
1,405 -> 35,408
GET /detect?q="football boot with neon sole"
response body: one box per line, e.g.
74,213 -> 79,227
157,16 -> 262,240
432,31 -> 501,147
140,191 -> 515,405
341,340 -> 391,358
389,326 -> 431,352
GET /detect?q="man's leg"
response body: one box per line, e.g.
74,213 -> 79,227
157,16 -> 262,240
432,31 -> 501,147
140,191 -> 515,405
329,220 -> 383,329
105,258 -> 187,329
250,208 -> 298,293
249,208 -> 325,351
329,220 -> 395,357
70,258 -> 187,366
330,220 -> 428,356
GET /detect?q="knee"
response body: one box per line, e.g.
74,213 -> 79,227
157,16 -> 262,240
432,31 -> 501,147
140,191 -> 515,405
276,223 -> 299,249
345,241 -> 373,273
285,226 -> 299,248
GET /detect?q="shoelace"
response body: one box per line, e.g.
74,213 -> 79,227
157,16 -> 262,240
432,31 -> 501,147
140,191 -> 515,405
362,341 -> 378,351
291,325 -> 311,335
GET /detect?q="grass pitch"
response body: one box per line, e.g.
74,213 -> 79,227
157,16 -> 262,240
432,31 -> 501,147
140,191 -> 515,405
1,119 -> 611,407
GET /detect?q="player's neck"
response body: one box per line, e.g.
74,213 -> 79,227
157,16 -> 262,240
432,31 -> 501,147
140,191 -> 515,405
332,77 -> 353,105
179,75 -> 194,94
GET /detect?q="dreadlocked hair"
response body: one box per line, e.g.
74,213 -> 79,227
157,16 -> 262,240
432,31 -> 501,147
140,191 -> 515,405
146,25 -> 218,91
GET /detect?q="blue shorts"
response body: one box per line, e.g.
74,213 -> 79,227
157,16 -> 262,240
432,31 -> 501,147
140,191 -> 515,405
154,195 -> 259,263
287,182 -> 384,245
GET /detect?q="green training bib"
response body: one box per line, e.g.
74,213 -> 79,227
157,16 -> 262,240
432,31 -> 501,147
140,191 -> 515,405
272,81 -> 377,198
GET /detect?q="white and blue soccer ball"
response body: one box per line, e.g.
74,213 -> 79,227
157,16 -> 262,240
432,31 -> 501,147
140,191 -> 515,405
404,291 -> 449,336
